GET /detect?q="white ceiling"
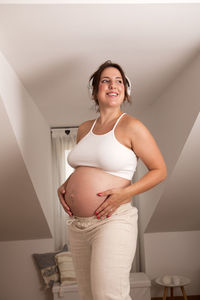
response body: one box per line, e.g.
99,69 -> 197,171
0,3 -> 200,126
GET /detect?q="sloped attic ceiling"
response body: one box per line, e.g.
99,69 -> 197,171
146,112 -> 200,233
0,4 -> 200,126
0,97 -> 51,241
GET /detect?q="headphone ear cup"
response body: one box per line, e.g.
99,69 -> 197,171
125,76 -> 131,96
88,79 -> 93,97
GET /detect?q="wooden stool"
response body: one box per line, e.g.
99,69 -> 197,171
155,275 -> 191,300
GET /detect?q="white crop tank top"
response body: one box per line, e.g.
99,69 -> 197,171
67,113 -> 137,180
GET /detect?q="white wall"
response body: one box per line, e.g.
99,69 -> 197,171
0,239 -> 54,300
0,50 -> 54,234
145,231 -> 200,296
136,52 -> 200,293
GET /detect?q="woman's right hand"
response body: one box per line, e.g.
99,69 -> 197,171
57,184 -> 73,217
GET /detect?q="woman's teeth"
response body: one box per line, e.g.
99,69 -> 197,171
107,92 -> 118,96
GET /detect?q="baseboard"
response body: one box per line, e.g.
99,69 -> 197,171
151,296 -> 200,300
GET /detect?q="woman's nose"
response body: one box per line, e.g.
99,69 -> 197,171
109,81 -> 116,89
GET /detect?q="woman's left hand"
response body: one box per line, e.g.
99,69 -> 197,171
95,187 -> 130,219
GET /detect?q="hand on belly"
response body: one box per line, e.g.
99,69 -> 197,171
65,187 -> 107,217
65,166 -> 130,217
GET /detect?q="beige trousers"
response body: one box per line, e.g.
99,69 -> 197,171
67,202 -> 138,300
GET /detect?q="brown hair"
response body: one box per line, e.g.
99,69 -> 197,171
89,60 -> 131,110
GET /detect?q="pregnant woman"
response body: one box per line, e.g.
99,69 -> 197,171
57,60 -> 167,300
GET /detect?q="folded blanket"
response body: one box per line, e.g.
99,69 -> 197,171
55,251 -> 77,286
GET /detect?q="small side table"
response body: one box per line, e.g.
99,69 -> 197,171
155,275 -> 191,300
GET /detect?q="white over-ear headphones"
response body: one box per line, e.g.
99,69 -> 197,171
125,76 -> 132,96
88,75 -> 132,97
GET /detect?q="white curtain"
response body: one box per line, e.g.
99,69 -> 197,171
51,128 -> 77,250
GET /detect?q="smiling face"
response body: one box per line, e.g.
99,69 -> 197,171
97,67 -> 125,109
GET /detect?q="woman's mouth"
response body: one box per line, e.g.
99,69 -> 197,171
106,92 -> 118,97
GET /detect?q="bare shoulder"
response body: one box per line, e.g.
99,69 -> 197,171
76,119 -> 95,143
121,114 -> 153,152
123,114 -> 148,135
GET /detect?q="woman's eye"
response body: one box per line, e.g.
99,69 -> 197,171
101,79 -> 123,84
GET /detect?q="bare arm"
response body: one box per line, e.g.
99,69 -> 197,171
57,120 -> 93,216
123,119 -> 167,198
57,173 -> 73,216
95,118 -> 167,217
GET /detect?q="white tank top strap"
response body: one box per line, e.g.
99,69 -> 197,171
112,112 -> 126,131
90,119 -> 97,132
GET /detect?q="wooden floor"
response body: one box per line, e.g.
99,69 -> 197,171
152,296 -> 200,300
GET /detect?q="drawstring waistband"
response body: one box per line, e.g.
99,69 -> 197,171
66,215 -> 100,228
66,203 -> 137,229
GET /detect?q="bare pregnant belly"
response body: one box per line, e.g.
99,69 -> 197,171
65,166 -> 131,217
